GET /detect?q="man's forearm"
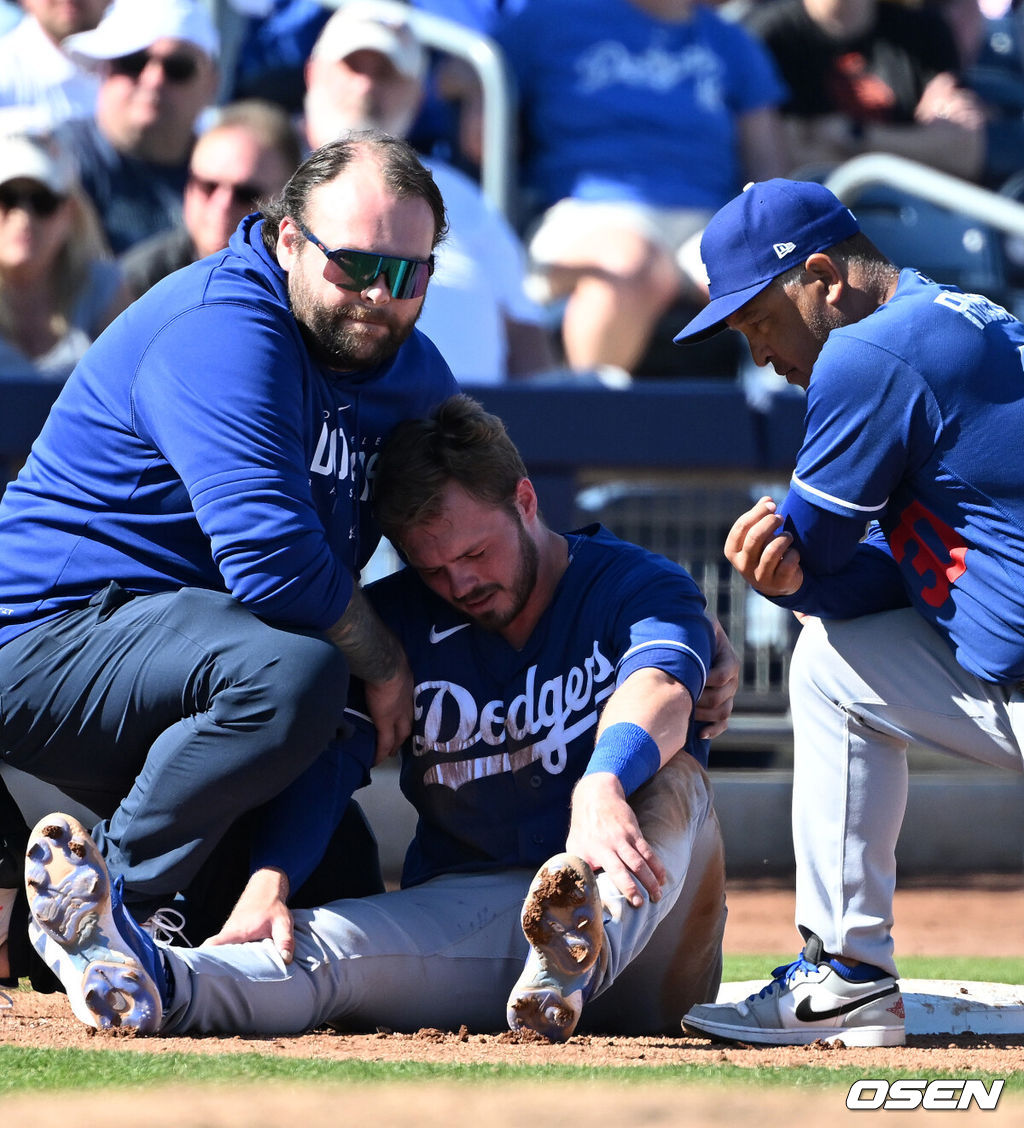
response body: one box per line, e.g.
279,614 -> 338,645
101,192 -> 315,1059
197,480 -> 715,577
326,583 -> 405,681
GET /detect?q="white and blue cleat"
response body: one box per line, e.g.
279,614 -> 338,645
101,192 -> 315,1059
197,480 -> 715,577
506,853 -> 605,1042
25,813 -> 167,1034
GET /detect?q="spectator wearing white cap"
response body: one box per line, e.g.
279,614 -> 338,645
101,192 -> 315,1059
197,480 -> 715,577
0,0 -> 108,133
56,0 -> 221,254
303,0 -> 556,386
0,132 -> 130,386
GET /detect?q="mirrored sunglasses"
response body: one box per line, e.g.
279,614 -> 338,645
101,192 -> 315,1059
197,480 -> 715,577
109,50 -> 200,84
296,220 -> 433,300
0,184 -> 65,218
189,175 -> 264,209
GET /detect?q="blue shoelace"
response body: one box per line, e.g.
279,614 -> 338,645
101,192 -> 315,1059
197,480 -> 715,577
754,953 -> 819,1000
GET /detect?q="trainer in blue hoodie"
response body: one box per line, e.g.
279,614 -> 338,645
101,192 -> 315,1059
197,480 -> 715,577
0,132 -> 458,982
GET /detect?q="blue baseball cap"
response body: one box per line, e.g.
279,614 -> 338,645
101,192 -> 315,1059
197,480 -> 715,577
674,179 -> 860,343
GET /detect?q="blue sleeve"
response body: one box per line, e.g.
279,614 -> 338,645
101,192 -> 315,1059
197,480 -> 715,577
609,558 -> 715,767
249,712 -> 376,891
771,495 -> 911,617
130,301 -> 354,629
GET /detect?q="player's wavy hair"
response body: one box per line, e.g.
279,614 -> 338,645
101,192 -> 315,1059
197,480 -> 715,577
374,395 -> 529,545
259,129 -> 448,255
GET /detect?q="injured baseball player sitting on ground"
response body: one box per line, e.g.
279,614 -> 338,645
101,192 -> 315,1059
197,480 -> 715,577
24,394 -> 737,1042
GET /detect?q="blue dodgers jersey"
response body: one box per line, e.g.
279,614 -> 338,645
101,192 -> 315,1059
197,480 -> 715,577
0,215 -> 458,643
499,0 -> 786,209
789,269 -> 1024,682
364,525 -> 714,886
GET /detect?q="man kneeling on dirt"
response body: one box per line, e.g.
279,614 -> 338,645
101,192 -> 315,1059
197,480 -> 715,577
24,395 -> 736,1041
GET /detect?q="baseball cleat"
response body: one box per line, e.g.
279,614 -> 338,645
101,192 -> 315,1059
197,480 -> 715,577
681,934 -> 905,1046
24,813 -> 167,1034
506,853 -> 604,1042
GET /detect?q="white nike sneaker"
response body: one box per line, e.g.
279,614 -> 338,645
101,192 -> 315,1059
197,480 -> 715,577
682,935 -> 905,1047
506,853 -> 605,1042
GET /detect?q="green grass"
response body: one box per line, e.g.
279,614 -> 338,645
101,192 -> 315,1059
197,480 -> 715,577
0,1047 -> 1016,1094
723,953 -> 1024,983
1,954 -> 1021,1097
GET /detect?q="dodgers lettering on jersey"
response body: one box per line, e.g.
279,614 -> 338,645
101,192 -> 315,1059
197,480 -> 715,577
788,269 -> 1024,682
362,525 -> 714,886
413,638 -> 617,784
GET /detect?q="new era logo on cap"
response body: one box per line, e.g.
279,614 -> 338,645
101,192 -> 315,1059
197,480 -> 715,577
674,179 -> 860,343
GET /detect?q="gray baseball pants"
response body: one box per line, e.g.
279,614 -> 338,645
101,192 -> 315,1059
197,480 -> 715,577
159,752 -> 727,1036
790,608 -> 1024,976
0,583 -> 353,917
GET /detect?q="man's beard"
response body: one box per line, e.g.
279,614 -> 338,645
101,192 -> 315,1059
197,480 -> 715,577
461,516 -> 540,632
289,268 -> 419,370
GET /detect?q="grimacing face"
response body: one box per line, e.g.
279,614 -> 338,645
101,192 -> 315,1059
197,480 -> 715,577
275,156 -> 435,371
400,482 -> 541,635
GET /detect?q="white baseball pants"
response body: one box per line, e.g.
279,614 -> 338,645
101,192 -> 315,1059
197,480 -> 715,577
159,753 -> 727,1036
790,608 -> 1024,975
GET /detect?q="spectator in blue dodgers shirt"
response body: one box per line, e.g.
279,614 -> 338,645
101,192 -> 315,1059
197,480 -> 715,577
23,394 -> 740,1042
302,0 -> 557,385
54,0 -> 222,254
0,131 -> 459,991
0,0 -> 108,134
496,0 -> 792,380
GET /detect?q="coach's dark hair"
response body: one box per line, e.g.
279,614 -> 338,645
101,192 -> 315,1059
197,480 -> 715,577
374,395 -> 528,545
260,130 -> 448,256
773,231 -> 896,291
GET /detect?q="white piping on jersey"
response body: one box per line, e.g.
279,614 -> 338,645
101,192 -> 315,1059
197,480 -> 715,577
791,471 -> 888,514
617,639 -> 708,684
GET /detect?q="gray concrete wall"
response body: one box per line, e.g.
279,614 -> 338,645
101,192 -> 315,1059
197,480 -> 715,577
358,763 -> 1024,883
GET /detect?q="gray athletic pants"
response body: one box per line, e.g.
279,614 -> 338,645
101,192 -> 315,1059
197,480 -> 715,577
160,752 -> 727,1036
790,608 -> 1024,976
0,583 -> 352,917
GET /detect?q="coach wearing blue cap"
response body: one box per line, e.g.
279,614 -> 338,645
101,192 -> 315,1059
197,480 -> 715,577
676,179 -> 1024,1048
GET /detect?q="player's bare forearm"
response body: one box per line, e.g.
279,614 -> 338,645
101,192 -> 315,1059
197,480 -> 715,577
596,667 -> 691,758
568,668 -> 694,905
725,496 -> 803,596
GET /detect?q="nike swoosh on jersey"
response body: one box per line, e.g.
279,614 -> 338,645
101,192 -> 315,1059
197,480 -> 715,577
429,623 -> 471,644
793,984 -> 898,1023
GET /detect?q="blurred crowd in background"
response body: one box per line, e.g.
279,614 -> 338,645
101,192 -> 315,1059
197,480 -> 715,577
2,0 -> 1024,389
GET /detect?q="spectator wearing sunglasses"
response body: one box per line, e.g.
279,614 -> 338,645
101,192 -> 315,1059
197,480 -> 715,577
302,1 -> 556,386
0,132 -> 130,386
0,0 -> 108,134
121,100 -> 302,302
0,131 -> 459,992
53,0 -> 221,254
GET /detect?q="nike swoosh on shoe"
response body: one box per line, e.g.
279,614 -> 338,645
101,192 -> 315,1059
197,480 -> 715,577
793,984 -> 899,1023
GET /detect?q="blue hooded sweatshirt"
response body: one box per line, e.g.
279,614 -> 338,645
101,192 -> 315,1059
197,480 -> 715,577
0,214 -> 458,646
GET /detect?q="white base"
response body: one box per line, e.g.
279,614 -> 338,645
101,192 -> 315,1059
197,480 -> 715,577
718,979 -> 1024,1035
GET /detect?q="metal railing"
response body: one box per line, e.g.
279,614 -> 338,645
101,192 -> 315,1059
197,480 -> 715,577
825,153 -> 1024,238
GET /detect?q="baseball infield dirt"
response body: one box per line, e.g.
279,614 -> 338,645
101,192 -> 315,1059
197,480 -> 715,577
3,874 -> 1022,1126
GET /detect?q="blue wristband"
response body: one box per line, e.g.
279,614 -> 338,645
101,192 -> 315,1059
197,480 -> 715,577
583,721 -> 661,796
